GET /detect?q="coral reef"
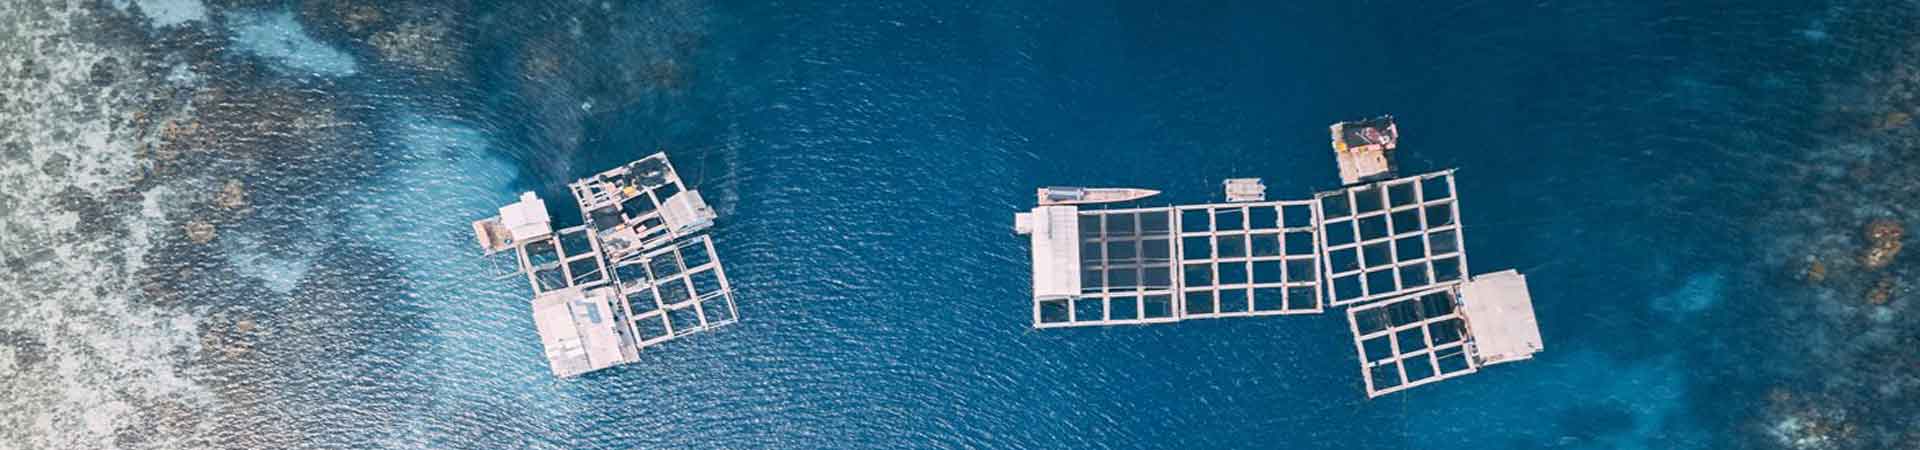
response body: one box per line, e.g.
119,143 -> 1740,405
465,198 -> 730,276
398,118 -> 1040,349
214,178 -> 247,210
369,18 -> 466,74
1873,111 -> 1911,130
1764,388 -> 1861,450
1864,276 -> 1895,306
296,0 -> 388,40
338,3 -> 383,34
1803,256 -> 1827,283
0,329 -> 48,370
1860,218 -> 1903,270
1749,9 -> 1920,447
0,1 -> 223,448
184,219 -> 215,244
198,313 -> 258,361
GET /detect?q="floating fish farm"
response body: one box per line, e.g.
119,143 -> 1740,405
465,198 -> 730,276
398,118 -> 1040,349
1013,116 -> 1544,398
473,152 -> 737,378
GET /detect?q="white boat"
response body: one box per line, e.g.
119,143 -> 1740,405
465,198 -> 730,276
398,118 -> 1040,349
1036,187 -> 1160,205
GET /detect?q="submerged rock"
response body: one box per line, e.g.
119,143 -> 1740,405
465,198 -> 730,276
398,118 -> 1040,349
89,56 -> 119,87
0,329 -> 48,369
185,220 -> 216,244
645,60 -> 685,90
1764,390 -> 1856,450
1651,271 -> 1724,315
40,153 -> 69,178
341,3 -> 384,34
1866,276 -> 1895,305
1865,218 -> 1902,242
1859,218 -> 1904,270
370,20 -> 464,73
1804,256 -> 1827,284
1769,413 -> 1853,450
215,179 -> 248,210
174,82 -> 364,163
153,118 -> 197,167
53,187 -> 118,236
1873,111 -> 1911,130
198,316 -> 256,360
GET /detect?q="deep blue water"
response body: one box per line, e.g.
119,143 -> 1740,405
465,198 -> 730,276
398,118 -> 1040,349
11,0 -> 1918,448
428,1 -> 1820,448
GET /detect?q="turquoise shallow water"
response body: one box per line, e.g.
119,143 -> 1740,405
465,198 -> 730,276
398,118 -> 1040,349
3,0 -> 1918,449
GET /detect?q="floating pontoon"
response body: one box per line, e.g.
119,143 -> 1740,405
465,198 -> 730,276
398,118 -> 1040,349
1012,116 -> 1544,398
1223,178 -> 1267,202
474,152 -> 736,378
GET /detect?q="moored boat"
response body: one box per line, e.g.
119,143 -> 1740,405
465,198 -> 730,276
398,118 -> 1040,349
1036,187 -> 1160,205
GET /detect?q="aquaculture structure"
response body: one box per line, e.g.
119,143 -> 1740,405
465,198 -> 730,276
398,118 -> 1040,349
1012,116 -> 1544,398
473,152 -> 737,378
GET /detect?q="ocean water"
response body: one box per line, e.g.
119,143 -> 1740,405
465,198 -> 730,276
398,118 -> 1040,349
4,0 -> 1919,449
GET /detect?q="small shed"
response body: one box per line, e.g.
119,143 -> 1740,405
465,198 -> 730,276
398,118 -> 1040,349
660,191 -> 718,235
1330,116 -> 1400,185
1021,205 -> 1083,300
1459,270 -> 1545,366
531,287 -> 629,378
499,192 -> 553,243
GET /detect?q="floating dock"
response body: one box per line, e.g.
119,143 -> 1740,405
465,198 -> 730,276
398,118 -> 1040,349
475,152 -> 736,378
1013,116 -> 1544,398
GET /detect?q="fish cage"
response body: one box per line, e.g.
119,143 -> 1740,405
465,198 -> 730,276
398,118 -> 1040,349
473,151 -> 737,378
1173,199 -> 1324,319
1011,116 -> 1545,398
1346,270 -> 1542,397
1019,198 -> 1324,328
1316,170 -> 1468,307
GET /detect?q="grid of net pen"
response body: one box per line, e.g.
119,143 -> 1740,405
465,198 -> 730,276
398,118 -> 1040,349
1044,207 -> 1180,326
521,226 -> 608,295
612,235 -> 738,347
1174,200 -> 1324,318
571,154 -> 692,260
1346,286 -> 1479,397
1316,171 -> 1469,307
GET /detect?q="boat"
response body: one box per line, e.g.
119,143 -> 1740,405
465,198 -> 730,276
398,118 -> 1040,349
1036,187 -> 1160,205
